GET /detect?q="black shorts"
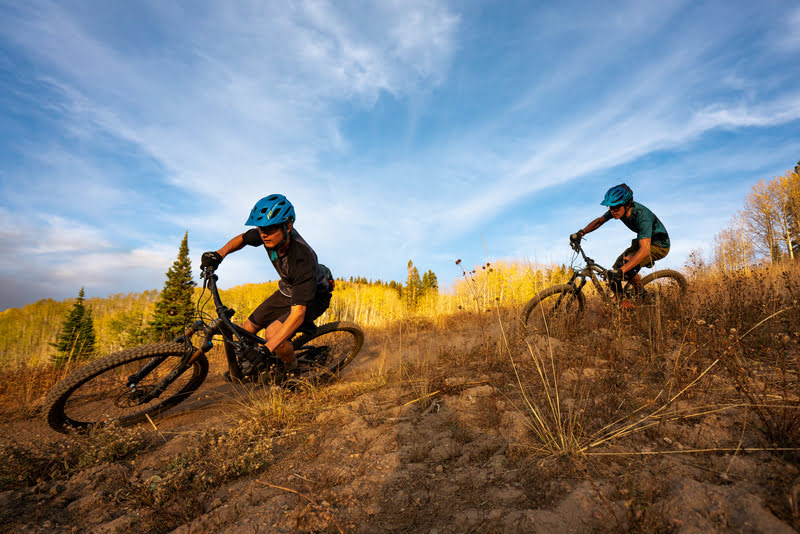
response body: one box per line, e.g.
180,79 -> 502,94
613,239 -> 670,278
247,287 -> 331,332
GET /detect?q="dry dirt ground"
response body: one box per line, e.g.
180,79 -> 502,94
1,312 -> 799,533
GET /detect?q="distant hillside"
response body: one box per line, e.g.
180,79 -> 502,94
0,261 -> 569,368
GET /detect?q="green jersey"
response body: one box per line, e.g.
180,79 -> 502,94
603,201 -> 670,248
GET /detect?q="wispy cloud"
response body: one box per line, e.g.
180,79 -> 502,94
421,6 -> 800,239
773,6 -> 800,52
0,206 -> 176,308
0,0 -> 798,307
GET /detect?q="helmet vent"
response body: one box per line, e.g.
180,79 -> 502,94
246,194 -> 295,227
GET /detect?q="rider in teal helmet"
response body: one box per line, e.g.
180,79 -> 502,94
201,194 -> 332,376
570,183 -> 670,296
245,194 -> 296,260
600,183 -> 633,208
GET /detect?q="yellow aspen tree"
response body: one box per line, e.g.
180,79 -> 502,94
744,179 -> 780,262
775,172 -> 797,259
713,211 -> 753,273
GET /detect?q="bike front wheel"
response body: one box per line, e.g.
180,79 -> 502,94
522,284 -> 585,334
291,321 -> 364,383
641,269 -> 688,301
43,342 -> 209,433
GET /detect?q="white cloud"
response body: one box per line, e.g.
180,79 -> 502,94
690,96 -> 800,130
1,1 -> 799,306
0,209 -> 109,257
773,6 -> 800,52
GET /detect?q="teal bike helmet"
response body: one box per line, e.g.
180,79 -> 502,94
600,183 -> 633,207
246,195 -> 296,260
245,194 -> 295,227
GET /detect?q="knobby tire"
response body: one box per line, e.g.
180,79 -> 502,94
522,284 -> 585,332
640,269 -> 688,298
44,342 -> 208,433
290,321 -> 364,384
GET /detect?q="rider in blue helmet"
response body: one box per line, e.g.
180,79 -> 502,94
200,194 -> 333,377
570,184 -> 670,296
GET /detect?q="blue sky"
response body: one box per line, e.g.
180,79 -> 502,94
1,0 -> 799,309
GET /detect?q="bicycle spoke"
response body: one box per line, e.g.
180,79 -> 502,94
44,342 -> 208,432
523,285 -> 584,337
641,270 -> 688,305
62,357 -> 195,425
292,322 -> 363,383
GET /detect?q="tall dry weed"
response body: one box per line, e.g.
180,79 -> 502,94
682,262 -> 800,446
0,362 -> 80,418
498,259 -> 800,457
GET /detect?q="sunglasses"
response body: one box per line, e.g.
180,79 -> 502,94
257,224 -> 283,235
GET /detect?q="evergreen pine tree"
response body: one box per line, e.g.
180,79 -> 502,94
405,260 -> 423,309
107,307 -> 149,350
149,232 -> 196,341
51,287 -> 96,366
421,269 -> 439,293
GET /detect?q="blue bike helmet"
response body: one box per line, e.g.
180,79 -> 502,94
600,183 -> 633,207
245,194 -> 295,227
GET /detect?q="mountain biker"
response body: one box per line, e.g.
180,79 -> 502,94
570,183 -> 670,296
200,194 -> 333,376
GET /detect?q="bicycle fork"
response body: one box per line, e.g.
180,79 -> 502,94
125,321 -> 213,404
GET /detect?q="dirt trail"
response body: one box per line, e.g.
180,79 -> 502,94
1,322 -> 798,533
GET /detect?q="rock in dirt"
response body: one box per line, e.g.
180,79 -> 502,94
660,478 -> 795,534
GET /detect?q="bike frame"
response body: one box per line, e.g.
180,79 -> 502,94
563,240 -> 634,303
125,266 -> 265,403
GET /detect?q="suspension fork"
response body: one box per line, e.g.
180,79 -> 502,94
125,321 -> 203,388
129,340 -> 213,404
551,270 -> 588,308
127,323 -> 214,404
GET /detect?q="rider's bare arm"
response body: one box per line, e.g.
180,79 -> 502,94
581,216 -> 607,235
265,304 -> 306,352
216,233 -> 248,259
621,238 -> 651,273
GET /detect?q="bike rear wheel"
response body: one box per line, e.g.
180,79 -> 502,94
43,342 -> 208,433
522,284 -> 584,334
290,321 -> 364,384
641,269 -> 688,301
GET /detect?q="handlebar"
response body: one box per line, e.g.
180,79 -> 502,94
567,239 -> 607,276
199,266 -> 266,345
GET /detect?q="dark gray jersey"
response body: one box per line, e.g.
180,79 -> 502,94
243,228 -> 328,305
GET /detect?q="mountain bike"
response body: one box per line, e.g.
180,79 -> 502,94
43,265 -> 364,433
521,238 -> 687,332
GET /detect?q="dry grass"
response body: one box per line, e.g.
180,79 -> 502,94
483,260 -> 800,458
1,258 -> 799,531
0,362 -> 82,419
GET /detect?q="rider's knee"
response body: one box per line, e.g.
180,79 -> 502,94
243,319 -> 261,334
